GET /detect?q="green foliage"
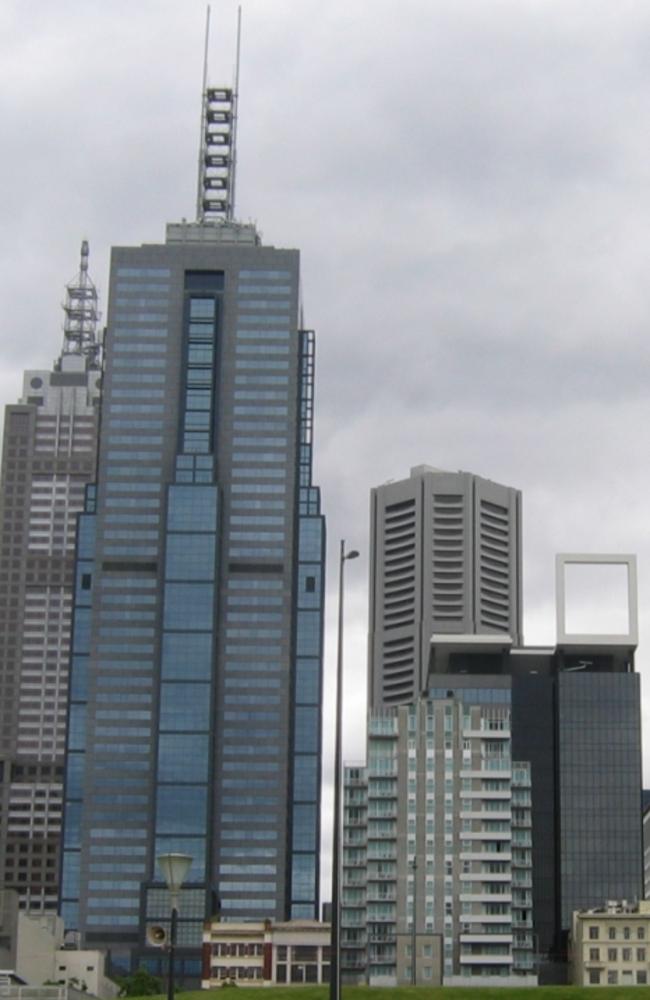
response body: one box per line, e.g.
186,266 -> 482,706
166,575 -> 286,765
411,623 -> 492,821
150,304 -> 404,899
116,967 -> 163,997
120,988 -> 650,1000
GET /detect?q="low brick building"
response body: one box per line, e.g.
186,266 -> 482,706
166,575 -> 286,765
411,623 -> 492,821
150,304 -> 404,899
201,919 -> 330,987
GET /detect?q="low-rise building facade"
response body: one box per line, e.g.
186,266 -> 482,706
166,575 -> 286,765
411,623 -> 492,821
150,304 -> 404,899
201,919 -> 330,987
571,900 -> 650,987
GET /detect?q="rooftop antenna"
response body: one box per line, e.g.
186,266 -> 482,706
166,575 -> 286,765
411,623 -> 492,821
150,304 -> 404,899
196,5 -> 242,224
60,241 -> 101,367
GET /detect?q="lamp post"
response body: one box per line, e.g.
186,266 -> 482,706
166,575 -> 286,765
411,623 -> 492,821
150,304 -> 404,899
330,540 -> 359,1000
157,852 -> 192,1000
410,856 -> 417,986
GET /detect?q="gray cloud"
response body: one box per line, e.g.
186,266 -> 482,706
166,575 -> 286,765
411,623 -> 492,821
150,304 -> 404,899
2,0 -> 650,897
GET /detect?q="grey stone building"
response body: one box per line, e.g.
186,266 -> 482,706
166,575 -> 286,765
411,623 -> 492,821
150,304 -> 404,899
0,245 -> 101,912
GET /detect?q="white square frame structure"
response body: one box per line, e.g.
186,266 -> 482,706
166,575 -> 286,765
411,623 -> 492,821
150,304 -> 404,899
555,553 -> 638,647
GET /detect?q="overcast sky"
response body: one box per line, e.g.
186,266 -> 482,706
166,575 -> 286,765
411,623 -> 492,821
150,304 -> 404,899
3,0 -> 650,896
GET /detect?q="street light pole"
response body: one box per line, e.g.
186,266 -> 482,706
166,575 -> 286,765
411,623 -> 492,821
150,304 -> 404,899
157,853 -> 192,1000
329,540 -> 359,1000
411,856 -> 417,986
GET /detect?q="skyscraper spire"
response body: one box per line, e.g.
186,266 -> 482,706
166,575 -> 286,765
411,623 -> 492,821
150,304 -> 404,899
196,5 -> 242,224
61,240 -> 100,366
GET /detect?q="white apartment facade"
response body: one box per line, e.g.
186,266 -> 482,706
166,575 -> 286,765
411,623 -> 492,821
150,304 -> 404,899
342,694 -> 536,986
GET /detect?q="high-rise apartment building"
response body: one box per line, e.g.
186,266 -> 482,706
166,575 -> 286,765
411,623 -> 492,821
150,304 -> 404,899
0,245 -> 101,912
342,695 -> 535,987
59,215 -> 325,978
368,466 -> 522,708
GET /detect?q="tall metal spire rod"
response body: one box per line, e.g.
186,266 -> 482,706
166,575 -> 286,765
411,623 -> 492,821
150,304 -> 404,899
229,6 -> 242,222
196,5 -> 242,225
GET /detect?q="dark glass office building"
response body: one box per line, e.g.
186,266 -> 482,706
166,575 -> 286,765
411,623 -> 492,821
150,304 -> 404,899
430,639 -> 643,983
59,220 -> 325,977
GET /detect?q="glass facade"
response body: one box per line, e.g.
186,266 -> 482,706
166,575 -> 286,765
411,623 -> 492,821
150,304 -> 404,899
558,672 -> 642,925
61,234 -> 325,974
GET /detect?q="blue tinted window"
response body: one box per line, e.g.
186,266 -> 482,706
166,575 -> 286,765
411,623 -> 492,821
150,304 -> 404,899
73,608 -> 91,654
64,802 -> 82,849
185,411 -> 210,429
292,804 -> 316,851
291,854 -> 316,902
68,705 -> 87,751
293,756 -> 318,800
296,611 -> 321,657
77,516 -> 96,559
295,658 -> 319,704
61,852 -> 80,897
156,786 -> 207,834
165,534 -> 215,580
160,684 -> 210,731
163,583 -> 214,630
167,486 -> 217,531
298,564 -> 322,608
188,345 -> 213,365
294,707 -> 318,753
299,520 -> 323,561
60,900 -> 79,927
158,734 -> 209,782
162,633 -> 212,679
116,267 -> 170,277
70,657 -> 88,700
189,299 -> 215,319
239,269 -> 291,279
66,754 -> 85,799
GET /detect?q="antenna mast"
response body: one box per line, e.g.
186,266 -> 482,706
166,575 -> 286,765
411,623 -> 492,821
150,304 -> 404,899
196,5 -> 242,224
229,6 -> 242,222
61,241 -> 101,367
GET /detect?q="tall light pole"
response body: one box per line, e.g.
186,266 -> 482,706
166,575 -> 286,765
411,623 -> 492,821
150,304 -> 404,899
329,540 -> 359,1000
411,856 -> 417,986
157,853 -> 192,1000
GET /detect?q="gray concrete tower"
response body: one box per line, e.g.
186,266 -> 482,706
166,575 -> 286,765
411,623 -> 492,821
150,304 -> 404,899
368,466 -> 522,708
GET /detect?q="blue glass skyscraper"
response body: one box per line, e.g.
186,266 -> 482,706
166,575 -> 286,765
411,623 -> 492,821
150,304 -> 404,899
59,217 -> 325,977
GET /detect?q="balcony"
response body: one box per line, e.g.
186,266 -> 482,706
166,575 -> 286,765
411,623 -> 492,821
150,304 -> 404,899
369,718 -> 398,737
460,892 -> 512,904
343,861 -> 366,871
460,765 -> 511,779
460,850 -> 512,862
460,932 -> 513,943
459,871 -> 510,883
367,807 -> 397,820
460,809 -> 512,821
460,953 -> 514,965
341,957 -> 368,971
366,891 -> 396,903
462,728 -> 511,740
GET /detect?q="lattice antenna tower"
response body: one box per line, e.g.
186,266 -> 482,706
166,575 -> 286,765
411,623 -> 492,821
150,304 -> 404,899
196,5 -> 242,224
61,240 -> 101,366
